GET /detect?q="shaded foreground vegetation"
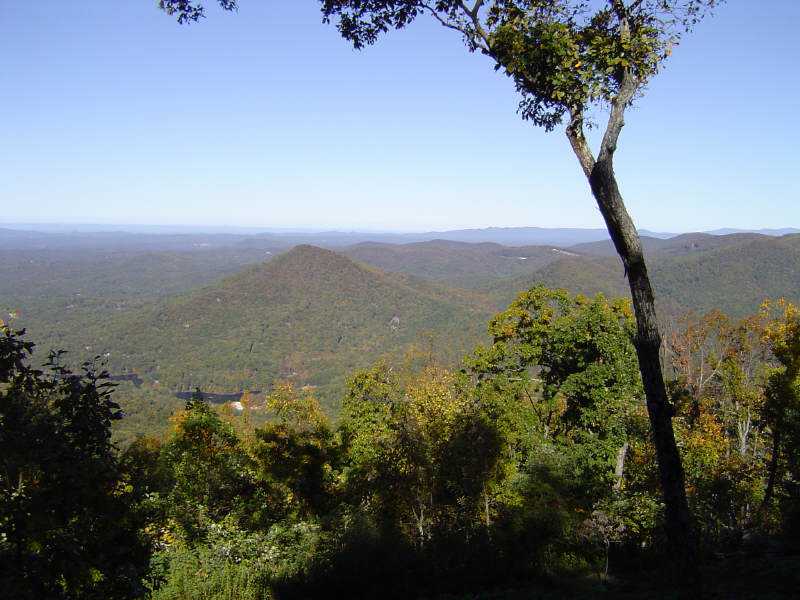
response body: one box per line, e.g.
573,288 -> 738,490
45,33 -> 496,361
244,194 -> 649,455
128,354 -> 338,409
2,286 -> 800,598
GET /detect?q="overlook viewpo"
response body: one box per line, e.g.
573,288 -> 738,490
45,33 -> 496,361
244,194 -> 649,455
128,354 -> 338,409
2,1 -> 799,599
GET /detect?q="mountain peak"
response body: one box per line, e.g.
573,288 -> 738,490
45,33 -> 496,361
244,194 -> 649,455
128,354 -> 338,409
268,244 -> 370,276
285,243 -> 330,255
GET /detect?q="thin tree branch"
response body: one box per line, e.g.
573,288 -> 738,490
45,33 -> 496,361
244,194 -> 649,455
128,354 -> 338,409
421,3 -> 468,36
598,70 -> 639,162
468,0 -> 485,19
456,1 -> 493,52
420,2 -> 491,53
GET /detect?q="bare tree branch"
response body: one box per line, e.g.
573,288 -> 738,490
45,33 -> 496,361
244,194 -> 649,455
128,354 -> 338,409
421,3 -> 469,36
456,1 -> 493,51
598,71 -> 639,162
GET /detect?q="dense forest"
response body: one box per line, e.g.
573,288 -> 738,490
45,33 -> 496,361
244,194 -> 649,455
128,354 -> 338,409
2,279 -> 799,598
5,230 -> 800,444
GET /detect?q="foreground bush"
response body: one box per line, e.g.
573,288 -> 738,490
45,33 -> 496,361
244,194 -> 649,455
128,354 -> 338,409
149,519 -> 321,600
0,326 -> 149,600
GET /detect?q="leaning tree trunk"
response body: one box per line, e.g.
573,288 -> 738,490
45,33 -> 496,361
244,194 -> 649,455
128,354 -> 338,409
589,156 -> 698,580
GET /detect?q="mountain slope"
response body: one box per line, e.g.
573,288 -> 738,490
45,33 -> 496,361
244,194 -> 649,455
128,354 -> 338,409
570,232 -> 768,258
50,245 -> 492,410
491,235 -> 800,318
487,256 -> 628,308
341,240 -> 571,287
651,234 -> 800,316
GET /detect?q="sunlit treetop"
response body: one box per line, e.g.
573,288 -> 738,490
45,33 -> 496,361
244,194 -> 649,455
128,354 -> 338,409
761,299 -> 800,370
319,0 -> 721,130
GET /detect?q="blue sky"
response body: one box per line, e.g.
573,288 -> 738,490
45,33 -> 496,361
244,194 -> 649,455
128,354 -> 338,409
1,1 -> 798,232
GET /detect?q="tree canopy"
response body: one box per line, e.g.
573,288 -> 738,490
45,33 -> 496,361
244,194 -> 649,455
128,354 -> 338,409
0,325 -> 149,600
315,2 -> 723,574
319,1 -> 719,133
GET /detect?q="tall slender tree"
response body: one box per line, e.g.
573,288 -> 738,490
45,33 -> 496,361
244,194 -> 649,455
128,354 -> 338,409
159,0 -> 723,579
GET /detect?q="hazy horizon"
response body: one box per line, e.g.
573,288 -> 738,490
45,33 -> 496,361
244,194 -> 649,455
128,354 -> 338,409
2,221 -> 798,238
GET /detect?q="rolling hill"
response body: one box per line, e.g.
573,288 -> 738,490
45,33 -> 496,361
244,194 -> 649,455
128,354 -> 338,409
23,245 -> 493,414
651,234 -> 800,316
7,230 -> 800,442
489,234 -> 800,317
0,247 -> 278,350
341,239 -> 574,287
570,232 -> 768,258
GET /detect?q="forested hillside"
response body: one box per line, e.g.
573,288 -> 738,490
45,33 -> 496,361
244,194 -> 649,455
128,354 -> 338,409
488,234 -> 800,317
651,235 -> 800,316
338,233 -> 800,318
341,239 -> 569,287
570,232 -> 768,258
8,246 -> 491,432
5,284 -> 799,599
6,231 -> 800,445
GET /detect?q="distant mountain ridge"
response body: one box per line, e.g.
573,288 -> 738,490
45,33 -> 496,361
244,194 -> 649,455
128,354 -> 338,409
569,232 -> 770,258
707,228 -> 800,236
3,224 -> 798,251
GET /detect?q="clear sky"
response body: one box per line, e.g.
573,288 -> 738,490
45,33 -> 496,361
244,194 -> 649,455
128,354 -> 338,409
1,1 -> 798,232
